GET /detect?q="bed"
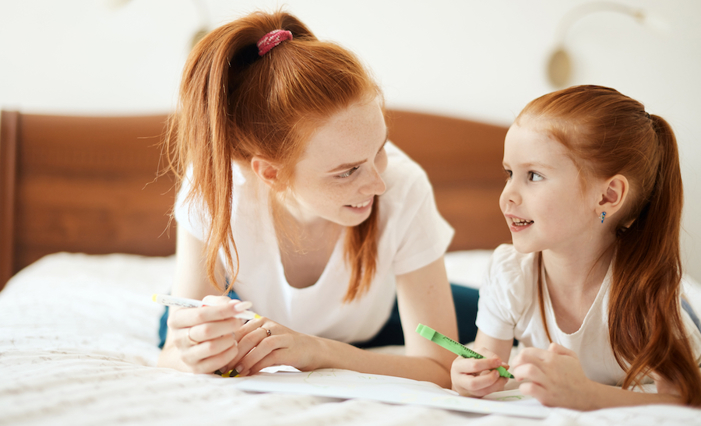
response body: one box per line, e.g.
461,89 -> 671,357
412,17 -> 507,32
1,109 -> 700,425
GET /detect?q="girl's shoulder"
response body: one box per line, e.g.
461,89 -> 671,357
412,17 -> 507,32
486,244 -> 538,291
477,245 -> 539,327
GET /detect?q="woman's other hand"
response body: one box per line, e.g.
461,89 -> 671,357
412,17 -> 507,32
166,295 -> 247,374
221,316 -> 321,376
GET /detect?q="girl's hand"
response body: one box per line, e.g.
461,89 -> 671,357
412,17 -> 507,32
511,343 -> 597,409
166,295 -> 247,374
222,316 -> 322,376
451,347 -> 509,397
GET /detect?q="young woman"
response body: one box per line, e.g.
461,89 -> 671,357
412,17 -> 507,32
156,10 -> 458,387
451,85 -> 701,408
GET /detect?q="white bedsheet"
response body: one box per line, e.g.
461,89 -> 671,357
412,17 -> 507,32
1,252 -> 700,425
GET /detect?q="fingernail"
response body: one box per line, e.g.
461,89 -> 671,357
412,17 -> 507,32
235,365 -> 244,374
234,311 -> 256,320
221,369 -> 238,378
234,301 -> 253,312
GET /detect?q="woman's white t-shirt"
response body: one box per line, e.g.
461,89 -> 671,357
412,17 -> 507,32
174,142 -> 454,344
476,244 -> 701,386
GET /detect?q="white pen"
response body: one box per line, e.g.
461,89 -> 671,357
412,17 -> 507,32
152,294 -> 260,321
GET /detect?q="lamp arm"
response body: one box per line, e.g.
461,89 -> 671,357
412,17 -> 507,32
554,1 -> 644,45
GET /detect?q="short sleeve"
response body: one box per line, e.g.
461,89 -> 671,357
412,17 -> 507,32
391,173 -> 454,276
173,166 -> 210,242
475,245 -> 523,341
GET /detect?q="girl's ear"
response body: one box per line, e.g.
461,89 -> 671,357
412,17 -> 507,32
597,174 -> 629,218
250,156 -> 281,188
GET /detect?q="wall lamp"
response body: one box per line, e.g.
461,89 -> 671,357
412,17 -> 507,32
547,1 -> 663,87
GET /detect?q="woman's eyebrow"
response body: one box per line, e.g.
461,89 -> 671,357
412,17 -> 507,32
326,131 -> 388,173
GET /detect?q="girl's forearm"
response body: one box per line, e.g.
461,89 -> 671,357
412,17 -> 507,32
583,381 -> 683,410
312,336 -> 452,388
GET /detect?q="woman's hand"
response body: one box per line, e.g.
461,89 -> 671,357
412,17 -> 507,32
166,295 -> 247,374
511,343 -> 597,409
451,347 -> 510,397
221,316 -> 322,376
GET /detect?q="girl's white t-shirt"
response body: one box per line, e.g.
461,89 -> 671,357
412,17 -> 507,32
174,142 -> 454,344
476,244 -> 701,386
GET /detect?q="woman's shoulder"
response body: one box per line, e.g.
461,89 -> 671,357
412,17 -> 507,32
174,161 -> 260,240
382,141 -> 431,197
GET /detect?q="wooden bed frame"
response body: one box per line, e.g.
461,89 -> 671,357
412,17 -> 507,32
0,109 -> 511,290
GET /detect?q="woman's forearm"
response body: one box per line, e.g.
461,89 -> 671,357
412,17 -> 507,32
157,342 -> 190,371
313,336 -> 452,388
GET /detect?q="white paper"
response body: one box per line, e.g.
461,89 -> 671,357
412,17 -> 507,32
234,368 -> 549,418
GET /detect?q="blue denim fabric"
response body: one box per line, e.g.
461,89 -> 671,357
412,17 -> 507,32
682,298 -> 701,333
157,285 -> 478,348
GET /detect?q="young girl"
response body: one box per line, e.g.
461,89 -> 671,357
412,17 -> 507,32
451,85 -> 701,409
156,10 -> 459,387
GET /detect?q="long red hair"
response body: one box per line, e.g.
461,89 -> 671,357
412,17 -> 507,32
519,85 -> 701,405
164,11 -> 381,301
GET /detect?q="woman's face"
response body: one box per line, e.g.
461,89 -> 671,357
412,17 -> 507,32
286,98 -> 388,227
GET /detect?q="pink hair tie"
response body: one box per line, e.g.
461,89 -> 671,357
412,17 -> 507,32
257,29 -> 293,56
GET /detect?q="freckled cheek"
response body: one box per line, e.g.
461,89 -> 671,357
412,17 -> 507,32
537,198 -> 558,219
293,177 -> 337,210
310,181 -> 354,209
538,197 -> 575,232
327,189 -> 350,207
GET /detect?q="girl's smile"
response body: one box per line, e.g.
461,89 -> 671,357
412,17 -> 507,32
506,214 -> 534,232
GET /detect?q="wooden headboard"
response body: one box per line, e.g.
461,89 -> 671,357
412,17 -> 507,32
0,109 -> 510,290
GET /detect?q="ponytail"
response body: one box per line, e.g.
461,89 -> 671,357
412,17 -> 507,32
164,10 -> 381,301
609,115 -> 701,404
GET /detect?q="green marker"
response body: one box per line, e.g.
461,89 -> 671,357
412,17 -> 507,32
416,323 -> 514,379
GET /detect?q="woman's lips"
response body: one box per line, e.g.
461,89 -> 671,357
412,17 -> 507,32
345,197 -> 373,213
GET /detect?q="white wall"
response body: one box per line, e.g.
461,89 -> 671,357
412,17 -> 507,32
2,0 -> 700,281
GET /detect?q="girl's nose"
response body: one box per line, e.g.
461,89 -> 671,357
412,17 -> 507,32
500,182 -> 521,207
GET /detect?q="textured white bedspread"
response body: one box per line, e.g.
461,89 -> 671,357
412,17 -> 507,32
1,253 -> 700,426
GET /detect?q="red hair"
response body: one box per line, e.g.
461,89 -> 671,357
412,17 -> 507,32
164,11 -> 381,301
519,85 -> 701,405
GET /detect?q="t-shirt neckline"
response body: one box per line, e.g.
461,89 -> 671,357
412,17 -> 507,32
268,216 -> 347,293
541,261 -> 613,337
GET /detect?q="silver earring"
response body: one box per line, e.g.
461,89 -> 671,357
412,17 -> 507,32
600,211 -> 606,224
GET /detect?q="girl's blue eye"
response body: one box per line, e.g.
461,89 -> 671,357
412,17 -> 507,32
529,171 -> 544,182
338,166 -> 359,179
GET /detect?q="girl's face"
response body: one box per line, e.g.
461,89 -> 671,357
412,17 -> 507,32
499,121 -> 602,255
286,98 -> 388,227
